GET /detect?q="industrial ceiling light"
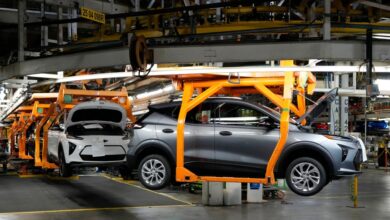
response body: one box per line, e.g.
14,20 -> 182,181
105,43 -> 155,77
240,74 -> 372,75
28,73 -> 59,79
375,79 -> 390,91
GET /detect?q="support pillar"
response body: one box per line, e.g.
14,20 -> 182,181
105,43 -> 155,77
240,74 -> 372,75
58,6 -> 64,46
340,73 -> 349,135
18,0 -> 26,62
323,0 -> 331,40
330,74 -> 340,134
41,3 -> 49,47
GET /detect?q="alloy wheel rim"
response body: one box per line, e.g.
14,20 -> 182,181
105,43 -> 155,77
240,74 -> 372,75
291,162 -> 320,192
141,159 -> 166,186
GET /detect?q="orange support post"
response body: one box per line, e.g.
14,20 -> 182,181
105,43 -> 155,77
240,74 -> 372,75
41,107 -> 59,169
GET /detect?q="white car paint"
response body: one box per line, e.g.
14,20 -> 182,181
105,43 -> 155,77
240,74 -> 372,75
47,101 -> 130,167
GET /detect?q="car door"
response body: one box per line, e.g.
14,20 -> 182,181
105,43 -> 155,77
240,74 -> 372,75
155,102 -> 216,176
213,101 -> 279,178
47,113 -> 64,160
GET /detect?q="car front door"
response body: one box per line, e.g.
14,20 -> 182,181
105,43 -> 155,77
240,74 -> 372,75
156,102 -> 216,176
213,102 -> 279,178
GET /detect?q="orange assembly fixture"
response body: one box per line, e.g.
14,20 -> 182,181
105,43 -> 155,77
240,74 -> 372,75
173,60 -> 316,185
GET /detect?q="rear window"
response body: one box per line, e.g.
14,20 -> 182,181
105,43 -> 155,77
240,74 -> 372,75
71,109 -> 122,123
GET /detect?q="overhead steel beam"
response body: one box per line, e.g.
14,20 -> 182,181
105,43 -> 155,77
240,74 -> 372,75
153,40 -> 390,63
1,40 -> 390,82
0,47 -> 130,82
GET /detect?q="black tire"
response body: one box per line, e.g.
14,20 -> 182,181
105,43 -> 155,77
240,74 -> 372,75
58,149 -> 72,177
138,154 -> 171,190
119,166 -> 133,180
2,162 -> 7,173
285,157 -> 327,196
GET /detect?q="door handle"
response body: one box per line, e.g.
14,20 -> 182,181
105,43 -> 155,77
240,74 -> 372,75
219,131 -> 232,136
162,128 -> 174,133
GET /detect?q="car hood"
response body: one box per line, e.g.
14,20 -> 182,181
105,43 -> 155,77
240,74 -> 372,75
65,101 -> 127,130
296,88 -> 338,125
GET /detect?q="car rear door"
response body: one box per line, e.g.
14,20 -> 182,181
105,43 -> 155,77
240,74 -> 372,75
213,101 -> 278,178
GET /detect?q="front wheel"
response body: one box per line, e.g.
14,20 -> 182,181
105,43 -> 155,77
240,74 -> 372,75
285,157 -> 327,196
138,154 -> 171,190
58,149 -> 72,177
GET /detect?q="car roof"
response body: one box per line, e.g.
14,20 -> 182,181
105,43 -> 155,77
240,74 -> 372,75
148,97 -> 242,111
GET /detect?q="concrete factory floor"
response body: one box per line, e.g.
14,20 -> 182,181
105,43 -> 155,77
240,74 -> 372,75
0,168 -> 389,220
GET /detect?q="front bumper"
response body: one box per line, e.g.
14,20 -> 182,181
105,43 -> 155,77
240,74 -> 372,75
335,148 -> 363,177
65,138 -> 128,166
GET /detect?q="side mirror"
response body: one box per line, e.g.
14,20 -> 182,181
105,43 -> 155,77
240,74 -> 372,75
51,125 -> 63,131
261,118 -> 277,128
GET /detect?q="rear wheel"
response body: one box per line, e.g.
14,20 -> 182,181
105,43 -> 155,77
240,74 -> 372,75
58,149 -> 72,177
285,157 -> 327,196
138,154 -> 171,190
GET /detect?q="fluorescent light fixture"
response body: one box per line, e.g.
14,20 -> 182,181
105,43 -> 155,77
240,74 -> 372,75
56,72 -> 132,83
375,79 -> 390,91
28,73 -> 59,79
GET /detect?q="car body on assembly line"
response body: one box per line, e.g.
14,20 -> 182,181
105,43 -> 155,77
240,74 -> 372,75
126,89 -> 366,196
48,101 -> 131,177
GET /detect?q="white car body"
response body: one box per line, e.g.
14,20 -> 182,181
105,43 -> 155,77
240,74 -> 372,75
47,101 -> 130,167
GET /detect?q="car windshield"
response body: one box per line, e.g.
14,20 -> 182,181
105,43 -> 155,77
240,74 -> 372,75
256,104 -> 298,124
67,123 -> 124,136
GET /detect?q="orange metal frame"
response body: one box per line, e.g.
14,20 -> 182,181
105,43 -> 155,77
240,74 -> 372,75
11,106 -> 34,160
35,84 -> 136,169
7,117 -> 19,157
174,60 -> 316,184
57,84 -> 136,122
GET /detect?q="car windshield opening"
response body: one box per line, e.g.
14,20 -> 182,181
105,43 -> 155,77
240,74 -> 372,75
67,123 -> 124,136
71,109 -> 123,123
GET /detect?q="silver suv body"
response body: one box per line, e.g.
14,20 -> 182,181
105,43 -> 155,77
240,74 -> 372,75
127,91 -> 365,196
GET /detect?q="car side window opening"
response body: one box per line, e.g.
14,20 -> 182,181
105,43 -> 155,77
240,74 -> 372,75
215,103 -> 273,127
186,103 -> 214,124
51,113 -> 65,130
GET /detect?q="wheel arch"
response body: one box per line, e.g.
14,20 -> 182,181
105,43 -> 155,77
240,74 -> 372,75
134,140 -> 175,170
275,142 -> 335,180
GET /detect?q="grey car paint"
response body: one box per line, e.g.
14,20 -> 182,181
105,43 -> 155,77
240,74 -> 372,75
127,98 -> 363,180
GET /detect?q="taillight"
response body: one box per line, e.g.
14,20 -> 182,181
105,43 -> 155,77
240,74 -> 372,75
132,123 -> 144,129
